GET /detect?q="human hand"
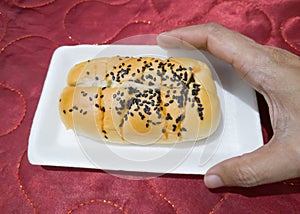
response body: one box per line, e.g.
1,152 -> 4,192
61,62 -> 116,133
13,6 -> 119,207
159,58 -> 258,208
157,23 -> 300,188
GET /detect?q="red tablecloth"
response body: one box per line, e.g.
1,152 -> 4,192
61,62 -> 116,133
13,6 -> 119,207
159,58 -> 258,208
1,0 -> 300,213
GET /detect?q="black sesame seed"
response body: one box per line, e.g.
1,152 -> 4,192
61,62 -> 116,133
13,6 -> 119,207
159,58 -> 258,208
83,111 -> 87,115
146,123 -> 149,128
102,130 -> 107,134
100,95 -> 104,98
95,76 -> 99,81
59,99 -> 61,102
172,124 -> 177,132
63,110 -> 66,114
189,75 -> 195,83
157,113 -> 162,119
192,89 -> 198,96
69,109 -> 73,112
166,113 -> 173,120
86,71 -> 90,75
183,72 -> 188,81
138,112 -> 145,120
105,135 -> 108,139
144,105 -> 151,115
176,114 -> 185,123
89,97 -> 93,101
198,107 -> 204,112
101,107 -> 105,112
194,97 -> 200,103
134,79 -> 142,84
95,104 -> 99,108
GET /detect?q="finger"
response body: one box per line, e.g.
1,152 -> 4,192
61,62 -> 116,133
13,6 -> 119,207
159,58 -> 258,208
204,137 -> 300,188
157,23 -> 270,91
157,23 -> 257,69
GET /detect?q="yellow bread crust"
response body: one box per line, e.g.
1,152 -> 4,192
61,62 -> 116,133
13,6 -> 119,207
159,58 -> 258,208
59,56 -> 220,144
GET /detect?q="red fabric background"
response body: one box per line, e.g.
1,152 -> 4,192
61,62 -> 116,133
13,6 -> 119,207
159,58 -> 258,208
0,0 -> 300,213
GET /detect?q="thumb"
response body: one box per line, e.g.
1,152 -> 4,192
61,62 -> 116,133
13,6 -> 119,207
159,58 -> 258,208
204,137 -> 300,188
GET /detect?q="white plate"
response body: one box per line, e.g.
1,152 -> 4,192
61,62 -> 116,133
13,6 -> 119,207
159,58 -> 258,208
28,45 -> 263,175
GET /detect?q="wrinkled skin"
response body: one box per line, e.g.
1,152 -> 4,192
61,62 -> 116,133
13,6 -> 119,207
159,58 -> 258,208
157,23 -> 300,188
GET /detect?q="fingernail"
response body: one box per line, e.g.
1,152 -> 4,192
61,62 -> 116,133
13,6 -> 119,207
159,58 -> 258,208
204,175 -> 224,188
159,32 -> 168,35
157,33 -> 177,48
157,32 -> 170,39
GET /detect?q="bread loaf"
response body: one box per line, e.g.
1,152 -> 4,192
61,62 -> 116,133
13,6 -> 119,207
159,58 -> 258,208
59,56 -> 220,144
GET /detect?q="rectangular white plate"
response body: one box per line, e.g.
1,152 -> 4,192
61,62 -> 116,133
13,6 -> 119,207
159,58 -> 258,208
28,45 -> 263,175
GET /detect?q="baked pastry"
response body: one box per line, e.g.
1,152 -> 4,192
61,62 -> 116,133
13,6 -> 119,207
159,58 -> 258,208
59,56 -> 220,144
